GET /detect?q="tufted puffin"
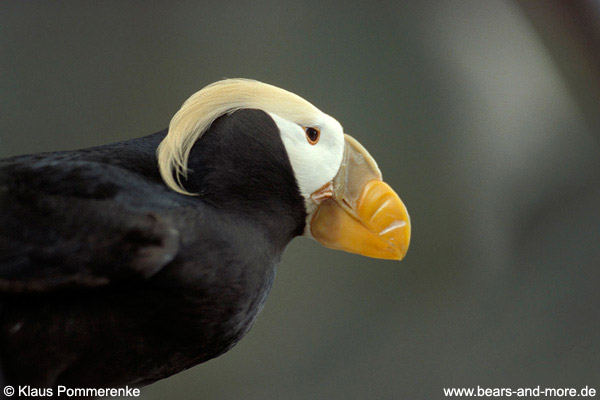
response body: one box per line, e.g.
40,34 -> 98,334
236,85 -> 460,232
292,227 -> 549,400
0,79 -> 410,387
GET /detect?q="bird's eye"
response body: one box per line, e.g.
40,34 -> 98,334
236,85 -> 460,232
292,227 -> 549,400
304,127 -> 320,145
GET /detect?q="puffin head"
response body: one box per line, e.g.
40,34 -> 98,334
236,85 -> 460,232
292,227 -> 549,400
157,79 -> 411,260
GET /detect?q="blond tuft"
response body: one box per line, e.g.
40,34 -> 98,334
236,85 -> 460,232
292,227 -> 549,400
157,79 -> 320,194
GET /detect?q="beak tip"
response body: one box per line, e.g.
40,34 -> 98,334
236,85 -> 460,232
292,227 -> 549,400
396,246 -> 409,261
393,244 -> 409,261
381,218 -> 410,261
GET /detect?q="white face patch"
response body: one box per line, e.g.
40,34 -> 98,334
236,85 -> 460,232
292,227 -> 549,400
268,112 -> 345,200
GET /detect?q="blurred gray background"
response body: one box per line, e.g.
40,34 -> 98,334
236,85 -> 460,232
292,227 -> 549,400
1,1 -> 599,399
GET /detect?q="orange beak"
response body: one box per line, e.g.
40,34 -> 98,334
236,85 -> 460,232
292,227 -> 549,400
309,135 -> 411,260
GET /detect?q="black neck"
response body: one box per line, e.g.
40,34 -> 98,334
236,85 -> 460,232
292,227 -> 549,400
87,109 -> 307,249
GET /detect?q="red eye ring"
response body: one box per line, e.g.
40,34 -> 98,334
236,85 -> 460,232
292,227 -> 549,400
304,127 -> 321,145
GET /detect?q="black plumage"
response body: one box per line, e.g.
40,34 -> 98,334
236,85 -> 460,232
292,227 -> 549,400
0,109 -> 306,386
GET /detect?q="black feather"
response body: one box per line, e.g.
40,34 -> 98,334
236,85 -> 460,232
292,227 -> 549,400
0,109 -> 306,386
